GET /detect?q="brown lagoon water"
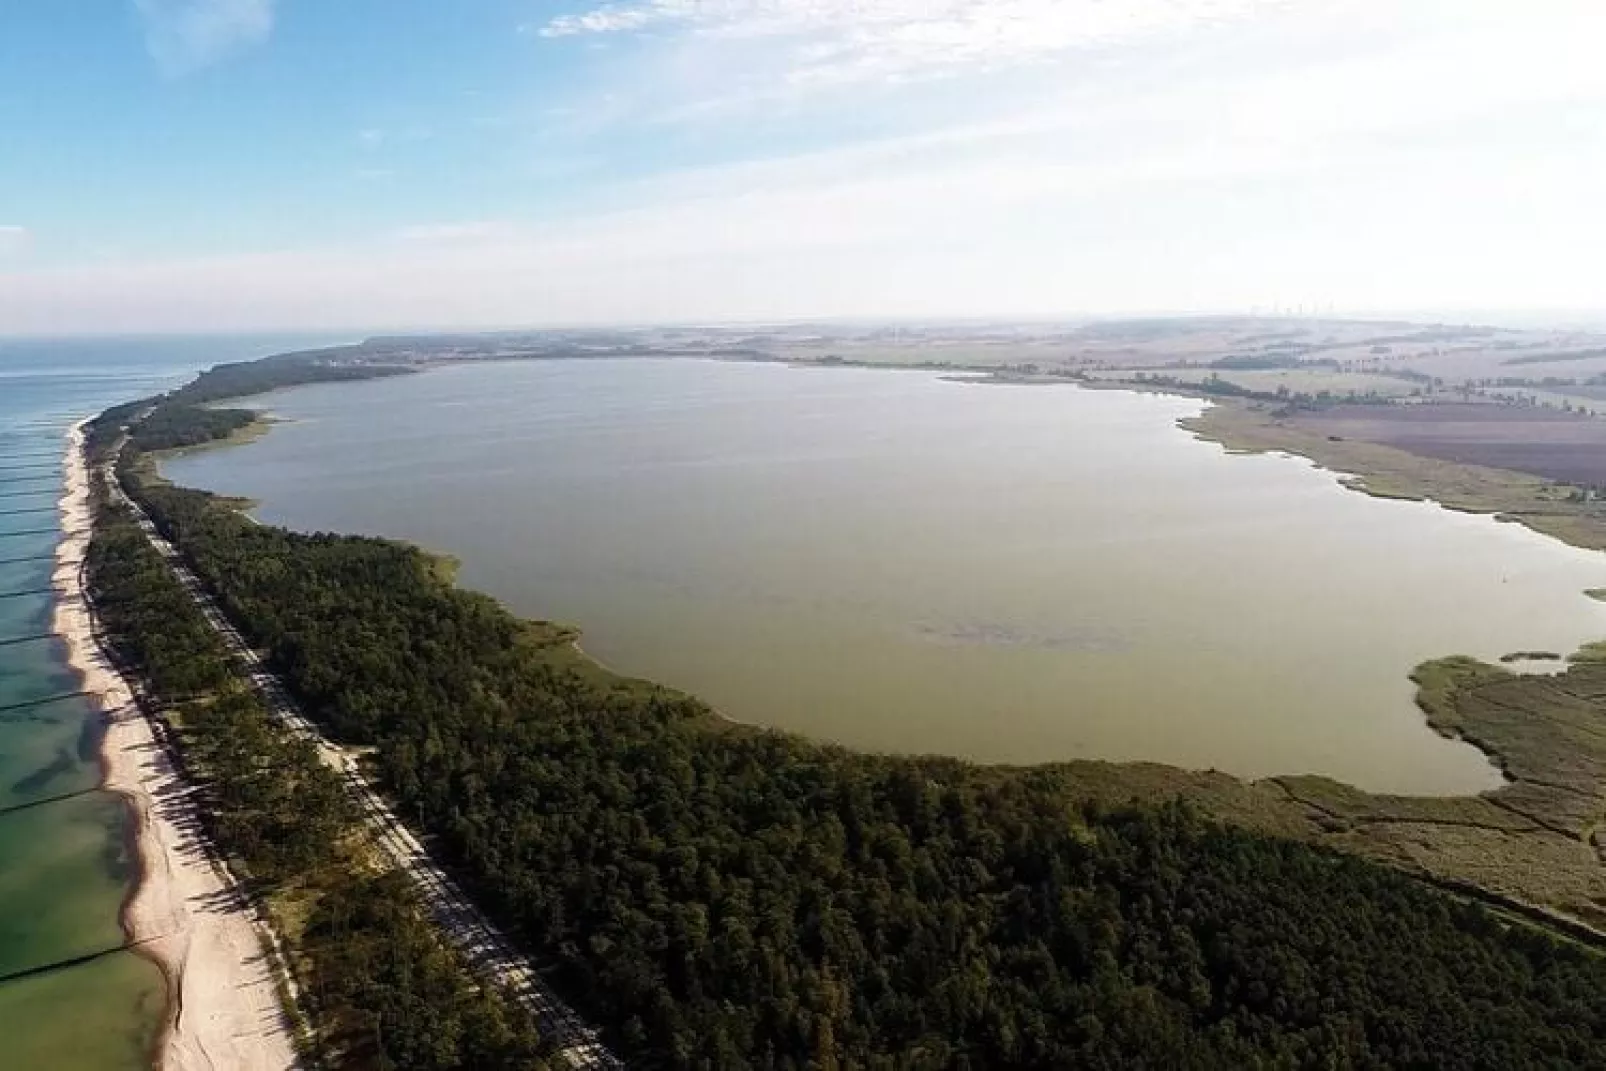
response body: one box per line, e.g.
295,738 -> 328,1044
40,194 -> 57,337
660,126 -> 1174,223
164,359 -> 1606,795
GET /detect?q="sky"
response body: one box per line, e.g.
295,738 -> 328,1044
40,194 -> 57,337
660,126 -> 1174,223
1,1 -> 1603,333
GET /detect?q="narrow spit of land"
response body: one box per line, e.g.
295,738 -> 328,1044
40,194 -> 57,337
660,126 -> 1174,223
107,462 -> 618,1069
55,420 -> 298,1071
90,407 -> 559,1065
99,362 -> 1606,1066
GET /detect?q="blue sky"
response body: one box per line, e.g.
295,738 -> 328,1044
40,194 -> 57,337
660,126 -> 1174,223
1,1 -> 1603,332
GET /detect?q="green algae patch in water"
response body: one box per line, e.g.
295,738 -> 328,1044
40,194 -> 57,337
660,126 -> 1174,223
0,792 -> 139,978
0,951 -> 165,1071
0,693 -> 105,814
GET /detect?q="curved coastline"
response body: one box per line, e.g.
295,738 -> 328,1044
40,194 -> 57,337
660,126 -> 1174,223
154,360 -> 1606,940
110,358 -> 1606,1066
169,365 -> 1586,783
54,419 -> 297,1071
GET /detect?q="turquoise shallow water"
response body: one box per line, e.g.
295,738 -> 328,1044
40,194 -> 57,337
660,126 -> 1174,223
0,334 -> 342,1070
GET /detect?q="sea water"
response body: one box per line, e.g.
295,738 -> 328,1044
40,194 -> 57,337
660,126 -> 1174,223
0,335 -> 335,1069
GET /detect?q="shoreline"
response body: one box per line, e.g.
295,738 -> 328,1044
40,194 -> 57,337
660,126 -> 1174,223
167,368 -> 1578,752
1177,396 -> 1606,554
152,361 -> 1606,936
53,419 -> 297,1071
827,360 -> 1606,559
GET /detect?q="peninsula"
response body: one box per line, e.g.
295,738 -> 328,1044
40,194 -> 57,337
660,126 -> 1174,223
55,420 -> 298,1070
86,320 -> 1606,1066
76,407 -> 553,1068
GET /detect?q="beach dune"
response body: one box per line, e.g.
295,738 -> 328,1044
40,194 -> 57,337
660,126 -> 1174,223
54,420 -> 298,1071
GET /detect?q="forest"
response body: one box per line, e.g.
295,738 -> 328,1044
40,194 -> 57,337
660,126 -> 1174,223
83,433 -> 549,1070
129,403 -> 257,451
99,392 -> 1606,1069
169,349 -> 414,406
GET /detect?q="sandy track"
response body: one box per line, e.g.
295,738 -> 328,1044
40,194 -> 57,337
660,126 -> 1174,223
53,420 -> 299,1071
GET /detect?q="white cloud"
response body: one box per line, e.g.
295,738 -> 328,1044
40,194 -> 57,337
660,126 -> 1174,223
540,0 -> 1292,84
536,6 -> 660,37
0,226 -> 31,257
6,91 -> 1604,334
7,0 -> 1603,333
134,0 -> 275,75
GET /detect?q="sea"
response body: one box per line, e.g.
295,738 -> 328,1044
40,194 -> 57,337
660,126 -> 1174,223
0,335 -> 340,1070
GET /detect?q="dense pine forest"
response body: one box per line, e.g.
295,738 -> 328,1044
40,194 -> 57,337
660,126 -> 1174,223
129,403 -> 257,450
169,349 -> 414,405
92,388 -> 1606,1069
85,423 -> 549,1070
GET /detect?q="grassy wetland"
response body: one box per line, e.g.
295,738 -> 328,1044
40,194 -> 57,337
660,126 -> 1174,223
921,318 -> 1606,939
1146,396 -> 1606,933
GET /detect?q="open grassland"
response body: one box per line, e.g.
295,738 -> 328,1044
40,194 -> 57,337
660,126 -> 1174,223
1404,345 -> 1606,384
1293,403 -> 1606,488
1479,387 -> 1606,418
1268,653 -> 1606,933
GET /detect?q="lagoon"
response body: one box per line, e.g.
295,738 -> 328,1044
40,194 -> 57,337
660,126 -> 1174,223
163,358 -> 1606,795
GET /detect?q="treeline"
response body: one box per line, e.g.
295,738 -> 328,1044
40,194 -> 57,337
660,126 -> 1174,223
113,401 -> 1606,1068
1502,347 -> 1606,367
1208,354 -> 1318,370
130,404 -> 257,451
1126,371 -> 1409,408
170,350 -> 414,406
84,467 -> 548,1069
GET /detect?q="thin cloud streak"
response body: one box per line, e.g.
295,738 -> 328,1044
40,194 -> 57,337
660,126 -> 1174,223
540,0 -> 1293,85
5,104 -> 1602,334
5,1 -> 1601,332
133,0 -> 275,75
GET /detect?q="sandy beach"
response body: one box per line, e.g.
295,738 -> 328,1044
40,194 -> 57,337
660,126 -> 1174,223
53,420 -> 298,1071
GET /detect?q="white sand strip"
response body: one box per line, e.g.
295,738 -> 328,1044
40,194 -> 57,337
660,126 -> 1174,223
54,420 -> 299,1071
